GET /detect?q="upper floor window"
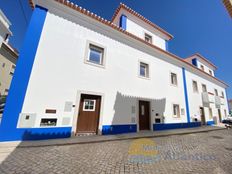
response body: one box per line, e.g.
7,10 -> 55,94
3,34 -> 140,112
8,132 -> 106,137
202,84 -> 207,92
209,70 -> 213,76
144,33 -> 152,44
88,44 -> 104,65
221,91 -> 225,98
200,65 -> 204,71
192,81 -> 198,93
2,63 -> 5,68
170,73 -> 178,86
139,62 -> 149,78
214,89 -> 218,96
173,104 -> 180,118
9,65 -> 16,75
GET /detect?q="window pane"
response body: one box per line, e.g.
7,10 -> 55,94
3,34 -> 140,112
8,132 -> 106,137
140,65 -> 146,76
89,48 -> 101,63
171,73 -> 177,85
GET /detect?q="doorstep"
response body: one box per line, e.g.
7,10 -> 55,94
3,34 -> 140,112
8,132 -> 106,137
0,125 -> 226,148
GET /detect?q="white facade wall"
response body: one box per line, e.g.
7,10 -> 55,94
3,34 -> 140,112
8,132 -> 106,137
18,4 -> 229,134
113,9 -> 167,50
21,11 -> 187,131
186,70 -> 228,122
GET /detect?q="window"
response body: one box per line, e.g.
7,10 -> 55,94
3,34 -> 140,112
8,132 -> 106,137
88,44 -> 104,65
192,81 -> 198,93
83,99 -> 96,111
221,91 -> 225,98
209,108 -> 213,119
139,62 -> 149,78
2,63 -> 5,68
171,73 -> 178,86
200,65 -> 204,71
9,65 -> 16,75
202,84 -> 207,92
209,70 -> 212,76
214,89 -> 218,96
145,33 -> 152,44
173,104 -> 180,118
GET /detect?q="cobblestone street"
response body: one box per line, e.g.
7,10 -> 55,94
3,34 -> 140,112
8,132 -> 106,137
0,129 -> 232,174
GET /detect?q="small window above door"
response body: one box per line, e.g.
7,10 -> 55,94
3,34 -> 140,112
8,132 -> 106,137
83,99 -> 96,111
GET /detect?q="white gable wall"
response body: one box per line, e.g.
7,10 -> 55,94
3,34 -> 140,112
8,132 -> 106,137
113,9 -> 167,50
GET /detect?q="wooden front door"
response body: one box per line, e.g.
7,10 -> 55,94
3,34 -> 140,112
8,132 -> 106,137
76,94 -> 101,134
139,101 -> 150,130
200,107 -> 206,125
218,109 -> 222,122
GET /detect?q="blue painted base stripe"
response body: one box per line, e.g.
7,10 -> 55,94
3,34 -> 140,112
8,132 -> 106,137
153,122 -> 201,131
102,124 -> 137,135
0,127 -> 71,141
206,121 -> 215,125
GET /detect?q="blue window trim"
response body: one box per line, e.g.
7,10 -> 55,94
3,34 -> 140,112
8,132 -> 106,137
192,58 -> 198,67
165,41 -> 169,51
182,68 -> 191,123
225,89 -> 230,113
119,15 -> 127,30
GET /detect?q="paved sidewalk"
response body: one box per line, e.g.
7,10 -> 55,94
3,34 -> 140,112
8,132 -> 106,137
0,125 -> 225,149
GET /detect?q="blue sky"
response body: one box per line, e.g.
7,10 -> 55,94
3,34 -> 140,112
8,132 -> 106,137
0,0 -> 232,98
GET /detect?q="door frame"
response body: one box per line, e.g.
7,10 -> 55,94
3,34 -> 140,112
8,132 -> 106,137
137,99 -> 152,131
199,106 -> 206,125
72,90 -> 104,135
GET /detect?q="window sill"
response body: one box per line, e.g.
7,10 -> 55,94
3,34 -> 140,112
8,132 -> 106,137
84,60 -> 105,69
138,75 -> 150,80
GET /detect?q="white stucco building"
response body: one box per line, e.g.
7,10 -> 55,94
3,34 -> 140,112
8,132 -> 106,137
0,0 -> 229,141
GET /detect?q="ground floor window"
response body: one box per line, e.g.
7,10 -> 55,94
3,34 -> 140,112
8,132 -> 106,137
173,104 -> 180,118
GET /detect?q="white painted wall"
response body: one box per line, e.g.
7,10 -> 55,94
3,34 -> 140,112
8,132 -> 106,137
197,60 -> 215,77
20,11 -> 186,131
185,70 -> 228,123
19,6 -> 228,134
113,9 -> 167,50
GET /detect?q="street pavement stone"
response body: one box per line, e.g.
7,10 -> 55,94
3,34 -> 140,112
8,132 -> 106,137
0,129 -> 232,174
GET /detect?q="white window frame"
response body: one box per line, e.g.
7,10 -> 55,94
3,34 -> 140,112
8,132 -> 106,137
138,60 -> 150,79
173,104 -> 180,118
83,99 -> 96,112
144,33 -> 152,44
84,40 -> 106,68
202,84 -> 207,92
170,72 -> 178,86
192,80 -> 199,93
214,89 -> 218,96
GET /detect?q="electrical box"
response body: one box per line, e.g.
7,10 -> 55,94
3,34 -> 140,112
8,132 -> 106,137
18,113 -> 36,128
